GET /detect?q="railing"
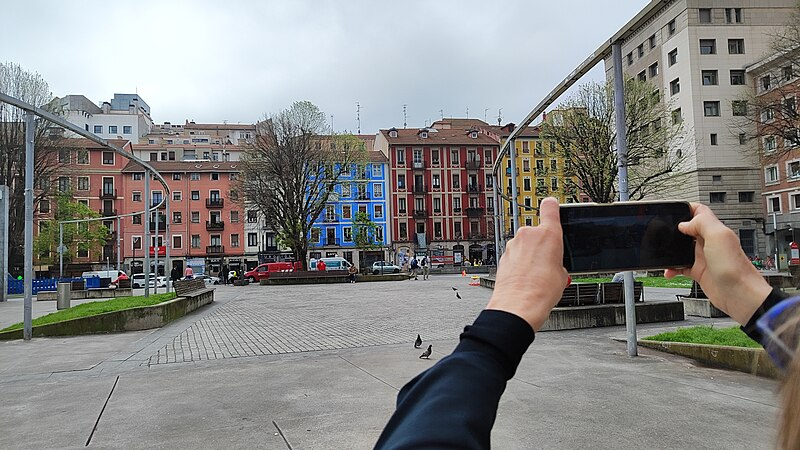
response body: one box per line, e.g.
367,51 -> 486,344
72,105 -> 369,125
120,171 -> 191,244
206,220 -> 225,231
467,184 -> 482,193
535,168 -> 549,176
356,193 -> 370,200
323,216 -> 338,223
505,167 -> 519,176
206,198 -> 224,208
453,207 -> 462,213
413,184 -> 428,194
466,207 -> 485,218
324,238 -> 339,246
468,233 -> 486,240
264,245 -> 279,252
149,220 -> 167,231
465,160 -> 481,170
412,160 -> 426,170
206,245 -> 224,254
413,209 -> 428,217
99,189 -> 117,199
100,209 -> 117,217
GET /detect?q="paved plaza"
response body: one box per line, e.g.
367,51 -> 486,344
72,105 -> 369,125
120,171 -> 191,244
0,276 -> 781,449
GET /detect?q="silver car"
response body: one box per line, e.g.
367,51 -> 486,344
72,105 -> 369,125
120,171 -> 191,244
372,261 -> 401,275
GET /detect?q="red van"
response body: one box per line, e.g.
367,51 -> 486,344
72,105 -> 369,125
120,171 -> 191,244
245,262 -> 295,282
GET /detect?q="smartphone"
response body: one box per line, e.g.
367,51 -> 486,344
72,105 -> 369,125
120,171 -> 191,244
560,201 -> 695,273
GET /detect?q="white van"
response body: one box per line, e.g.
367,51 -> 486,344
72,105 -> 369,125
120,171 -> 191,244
310,257 -> 353,271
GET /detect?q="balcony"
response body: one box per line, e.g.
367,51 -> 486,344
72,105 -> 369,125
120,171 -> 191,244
413,209 -> 427,217
356,192 -> 370,200
505,167 -> 519,176
453,207 -> 462,214
412,160 -> 426,170
206,220 -> 225,231
99,208 -> 117,217
465,160 -> 481,170
206,245 -> 224,254
323,216 -> 338,223
487,205 -> 495,213
324,238 -> 339,246
148,220 -> 167,231
206,198 -> 224,208
413,184 -> 428,194
535,168 -> 549,177
264,245 -> 279,252
468,233 -> 486,240
466,207 -> 485,218
467,184 -> 482,193
99,189 -> 117,199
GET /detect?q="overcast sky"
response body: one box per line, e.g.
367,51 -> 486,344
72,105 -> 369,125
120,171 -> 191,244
5,0 -> 649,133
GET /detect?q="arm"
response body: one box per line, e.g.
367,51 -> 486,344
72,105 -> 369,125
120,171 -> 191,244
374,198 -> 568,449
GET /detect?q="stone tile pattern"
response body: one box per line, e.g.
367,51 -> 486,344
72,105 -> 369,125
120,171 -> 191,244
147,278 -> 487,365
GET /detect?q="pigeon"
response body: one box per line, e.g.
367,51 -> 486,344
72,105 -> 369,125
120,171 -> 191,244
414,334 -> 422,349
451,286 -> 458,291
456,292 -> 462,299
419,345 -> 432,359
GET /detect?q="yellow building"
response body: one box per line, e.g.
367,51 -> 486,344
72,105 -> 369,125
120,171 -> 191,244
489,125 -> 577,233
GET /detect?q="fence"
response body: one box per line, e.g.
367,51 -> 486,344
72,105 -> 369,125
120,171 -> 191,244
7,276 -> 98,295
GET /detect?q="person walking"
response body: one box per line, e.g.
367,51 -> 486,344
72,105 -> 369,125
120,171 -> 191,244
410,257 -> 419,280
421,255 -> 430,280
348,264 -> 358,283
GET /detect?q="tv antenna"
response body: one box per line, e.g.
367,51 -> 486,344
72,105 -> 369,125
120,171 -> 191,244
356,102 -> 361,134
330,114 -> 335,132
439,109 -> 443,120
484,108 -> 489,122
403,105 -> 407,128
465,107 -> 469,118
497,108 -> 502,125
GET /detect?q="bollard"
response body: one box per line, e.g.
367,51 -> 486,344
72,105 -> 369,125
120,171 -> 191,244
57,282 -> 71,310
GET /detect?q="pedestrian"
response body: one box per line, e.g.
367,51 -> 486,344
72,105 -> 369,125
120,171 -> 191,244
348,264 -> 358,283
221,264 -> 229,284
421,255 -> 430,280
170,265 -> 181,283
410,257 -> 419,280
374,198 -> 800,449
183,265 -> 193,280
317,259 -> 327,272
228,270 -> 237,283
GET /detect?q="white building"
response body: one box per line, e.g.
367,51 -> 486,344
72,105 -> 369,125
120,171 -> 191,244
59,93 -> 153,143
604,0 -> 797,257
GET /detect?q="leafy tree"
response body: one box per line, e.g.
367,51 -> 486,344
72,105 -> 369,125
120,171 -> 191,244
541,79 -> 689,203
236,101 -> 366,268
34,194 -> 108,266
0,62 -> 66,271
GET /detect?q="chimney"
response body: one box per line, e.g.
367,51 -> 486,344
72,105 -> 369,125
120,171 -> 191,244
101,102 -> 111,114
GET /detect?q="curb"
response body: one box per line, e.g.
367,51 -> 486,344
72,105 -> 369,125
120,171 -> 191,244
637,339 -> 780,379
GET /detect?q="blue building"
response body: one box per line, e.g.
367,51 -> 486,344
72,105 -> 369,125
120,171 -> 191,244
308,149 -> 389,269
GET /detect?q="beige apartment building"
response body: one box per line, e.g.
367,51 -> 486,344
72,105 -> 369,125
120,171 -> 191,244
604,0 -> 797,257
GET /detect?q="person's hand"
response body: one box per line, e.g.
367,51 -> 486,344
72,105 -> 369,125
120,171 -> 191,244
487,197 -> 568,331
664,203 -> 770,325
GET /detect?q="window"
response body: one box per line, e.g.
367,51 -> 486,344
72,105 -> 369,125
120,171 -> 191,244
452,173 -> 460,189
191,211 -> 200,223
102,151 -> 114,165
399,223 -> 407,239
699,39 -> 716,55
39,199 -> 50,213
626,52 -> 633,65
702,70 -> 718,85
699,8 -> 711,23
761,107 -> 775,122
397,174 -> 406,190
432,173 -> 441,188
190,173 -> 200,181
230,211 -> 239,223
173,212 -> 182,223
453,197 -> 461,212
57,177 -> 70,193
709,192 -> 726,203
375,226 -> 384,242
725,8 -> 742,23
712,175 -> 723,185
191,235 -> 201,248
522,158 -> 531,172
730,70 -> 745,85
637,44 -> 644,57
672,108 -> 682,124
486,174 -> 493,188
765,166 -> 779,183
739,133 -> 747,145
342,205 -> 352,220
433,198 -> 441,213
785,97 -> 797,115
396,148 -> 405,163
454,222 -> 462,238
77,150 -> 89,164
450,148 -> 460,164
93,125 -> 102,134
768,196 -> 782,213
784,65 -> 795,81
247,233 -> 258,247
732,101 -> 748,116
210,172 -> 219,181
132,214 -> 142,225
231,234 -> 240,248
649,34 -> 656,49
133,172 -> 143,181
738,191 -> 754,203
728,39 -> 745,54
172,235 -> 182,250
109,125 -> 118,134
704,101 -> 720,117
668,19 -> 676,35
132,191 -> 141,202
523,178 -> 532,191
173,191 -> 182,201
670,78 -> 680,95
649,62 -> 658,77
58,149 -> 71,164
123,125 -> 132,134
638,71 -> 647,82
172,173 -> 181,181
434,222 -> 442,238
788,161 -> 800,179
398,198 -> 407,214
710,134 -> 718,145
77,176 -> 89,191
132,236 -> 142,250
668,49 -> 678,66
371,164 -> 381,177
247,210 -> 258,223
761,75 -> 771,91
191,191 -> 200,200
343,227 -> 352,242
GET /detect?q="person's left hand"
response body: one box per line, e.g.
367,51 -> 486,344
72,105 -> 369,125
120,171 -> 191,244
486,197 -> 568,331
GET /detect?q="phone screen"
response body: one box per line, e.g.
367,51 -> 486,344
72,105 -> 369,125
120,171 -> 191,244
560,202 -> 695,273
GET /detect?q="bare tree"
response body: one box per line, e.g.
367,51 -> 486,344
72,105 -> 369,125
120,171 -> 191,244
541,79 -> 689,203
237,101 -> 366,268
0,62 -> 65,272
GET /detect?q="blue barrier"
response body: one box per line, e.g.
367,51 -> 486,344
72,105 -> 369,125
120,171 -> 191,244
5,276 -> 100,295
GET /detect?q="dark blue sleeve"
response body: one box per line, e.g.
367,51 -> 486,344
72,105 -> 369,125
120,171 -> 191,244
740,287 -> 790,344
374,309 -> 535,450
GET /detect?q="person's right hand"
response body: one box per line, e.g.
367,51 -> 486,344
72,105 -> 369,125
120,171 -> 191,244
664,203 -> 771,325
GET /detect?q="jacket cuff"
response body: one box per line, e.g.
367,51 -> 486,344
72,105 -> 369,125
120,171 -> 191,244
741,287 -> 791,344
455,309 -> 535,379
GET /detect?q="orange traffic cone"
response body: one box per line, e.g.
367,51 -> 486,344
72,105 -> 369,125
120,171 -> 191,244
461,270 -> 467,277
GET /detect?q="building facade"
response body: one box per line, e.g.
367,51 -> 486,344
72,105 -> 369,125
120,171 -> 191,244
604,0 -> 798,258
59,94 -> 153,144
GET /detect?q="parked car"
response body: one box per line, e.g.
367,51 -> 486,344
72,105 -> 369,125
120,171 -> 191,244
194,274 -> 220,285
310,257 -> 353,271
372,261 -> 401,275
245,262 -> 295,283
131,273 -> 157,288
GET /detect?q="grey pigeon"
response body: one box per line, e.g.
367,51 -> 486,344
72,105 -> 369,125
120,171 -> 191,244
456,292 -> 461,299
419,345 -> 432,359
414,334 -> 422,349
451,286 -> 458,291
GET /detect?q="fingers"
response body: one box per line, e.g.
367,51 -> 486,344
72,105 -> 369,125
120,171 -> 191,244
538,197 -> 561,231
678,203 -> 720,239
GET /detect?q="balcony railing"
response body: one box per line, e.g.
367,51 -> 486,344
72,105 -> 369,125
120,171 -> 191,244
465,160 -> 481,170
468,233 -> 486,240
413,184 -> 428,194
412,160 -> 426,170
149,220 -> 167,231
99,189 -> 117,199
453,207 -> 462,213
324,216 -> 338,223
100,208 -> 117,217
206,198 -> 224,208
467,184 -> 482,193
206,220 -> 225,231
466,207 -> 485,218
356,192 -> 370,200
324,238 -> 339,246
413,209 -> 427,217
206,245 -> 224,254
264,245 -> 279,252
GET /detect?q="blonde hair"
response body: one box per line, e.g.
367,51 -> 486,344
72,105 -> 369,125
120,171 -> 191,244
775,312 -> 800,450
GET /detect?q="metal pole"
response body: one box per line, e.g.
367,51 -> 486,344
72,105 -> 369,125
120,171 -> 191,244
23,112 -> 34,340
613,41 -> 637,357
492,173 -> 502,264
509,138 -> 520,234
144,173 -> 151,298
59,223 -> 64,279
774,213 -> 779,271
165,197 -> 171,292
154,202 -> 159,295
116,216 -> 121,273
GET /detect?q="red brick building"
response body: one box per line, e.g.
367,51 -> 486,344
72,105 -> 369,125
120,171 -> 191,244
375,120 -> 499,265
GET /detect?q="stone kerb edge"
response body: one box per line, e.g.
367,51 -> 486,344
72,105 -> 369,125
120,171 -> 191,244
637,339 -> 780,379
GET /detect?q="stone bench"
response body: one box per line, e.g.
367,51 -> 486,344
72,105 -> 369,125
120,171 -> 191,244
558,283 -> 600,307
173,278 -> 212,297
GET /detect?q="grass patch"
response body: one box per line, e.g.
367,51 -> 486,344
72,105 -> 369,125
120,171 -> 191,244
1,293 -> 176,332
643,325 -> 761,348
572,275 -> 693,288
